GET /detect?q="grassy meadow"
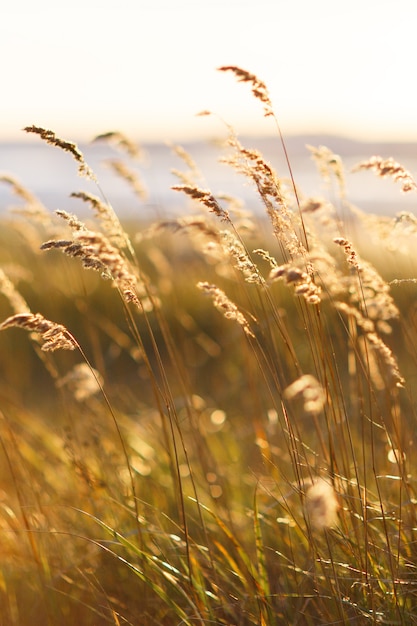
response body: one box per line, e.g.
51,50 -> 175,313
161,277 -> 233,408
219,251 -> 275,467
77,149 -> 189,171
1,67 -> 417,624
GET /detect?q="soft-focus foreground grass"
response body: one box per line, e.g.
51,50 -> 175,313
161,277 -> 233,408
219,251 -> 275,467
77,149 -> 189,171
1,69 -> 417,625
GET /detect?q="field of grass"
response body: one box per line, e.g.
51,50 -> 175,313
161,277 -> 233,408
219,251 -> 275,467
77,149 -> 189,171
1,67 -> 417,625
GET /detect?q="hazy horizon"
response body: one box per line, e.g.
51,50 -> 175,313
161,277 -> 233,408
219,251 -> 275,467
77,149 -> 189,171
2,134 -> 417,221
3,130 -> 417,150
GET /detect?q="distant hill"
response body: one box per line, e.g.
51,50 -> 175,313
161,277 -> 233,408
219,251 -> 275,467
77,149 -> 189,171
163,134 -> 417,174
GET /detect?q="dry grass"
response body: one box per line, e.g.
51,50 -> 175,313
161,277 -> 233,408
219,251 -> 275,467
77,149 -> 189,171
0,68 -> 417,625
23,125 -> 95,180
352,155 -> 417,193
0,312 -> 77,351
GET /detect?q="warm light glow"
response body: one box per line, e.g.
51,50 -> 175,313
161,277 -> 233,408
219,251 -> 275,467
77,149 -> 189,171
2,0 -> 417,142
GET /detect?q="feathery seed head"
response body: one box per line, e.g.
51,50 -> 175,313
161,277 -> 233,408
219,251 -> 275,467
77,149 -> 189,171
197,281 -> 255,337
55,210 -> 87,232
0,312 -> 77,351
23,126 -> 95,180
352,155 -> 417,193
305,478 -> 339,530
70,191 -> 132,251
40,232 -> 143,306
269,263 -> 321,304
172,185 -> 230,222
218,66 -> 273,117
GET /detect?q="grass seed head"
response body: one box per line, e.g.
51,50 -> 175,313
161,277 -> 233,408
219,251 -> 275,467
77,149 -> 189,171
197,281 -> 255,337
0,312 -> 77,351
352,155 -> 417,193
57,363 -> 103,401
172,185 -> 230,222
92,131 -> 144,160
105,160 -> 148,201
218,65 -> 273,117
23,125 -> 95,180
305,478 -> 339,530
284,374 -> 326,415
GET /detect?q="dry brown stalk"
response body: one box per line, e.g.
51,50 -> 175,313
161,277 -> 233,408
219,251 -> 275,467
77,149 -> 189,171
0,312 -> 77,351
218,65 -> 273,117
23,126 -> 95,180
352,156 -> 417,193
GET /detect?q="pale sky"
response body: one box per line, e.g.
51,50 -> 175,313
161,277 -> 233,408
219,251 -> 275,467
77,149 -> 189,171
2,0 -> 417,143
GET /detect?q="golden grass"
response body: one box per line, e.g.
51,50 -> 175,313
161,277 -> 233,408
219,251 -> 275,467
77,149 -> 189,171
0,68 -> 417,625
352,155 -> 417,193
0,312 -> 77,351
23,125 -> 95,180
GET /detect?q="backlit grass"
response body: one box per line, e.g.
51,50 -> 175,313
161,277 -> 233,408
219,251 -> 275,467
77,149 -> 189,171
1,68 -> 417,625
